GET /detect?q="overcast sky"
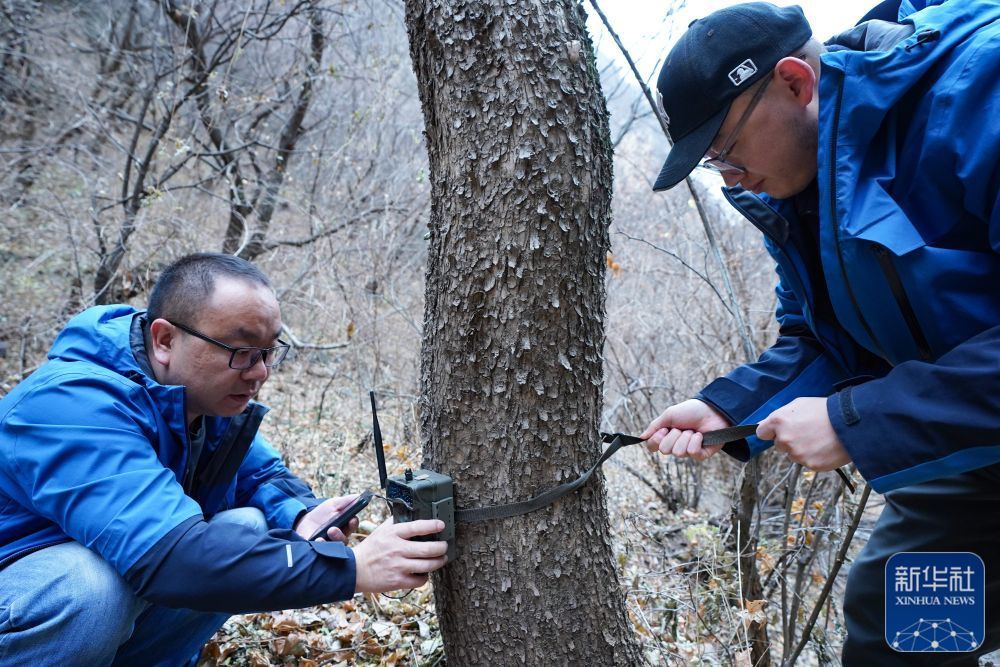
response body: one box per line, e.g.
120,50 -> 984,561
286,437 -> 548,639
588,1 -> 881,85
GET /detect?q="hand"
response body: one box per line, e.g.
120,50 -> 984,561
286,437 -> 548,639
353,518 -> 449,593
757,397 -> 851,471
640,398 -> 731,461
294,494 -> 360,543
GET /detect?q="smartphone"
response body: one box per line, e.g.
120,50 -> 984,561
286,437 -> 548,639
308,490 -> 375,541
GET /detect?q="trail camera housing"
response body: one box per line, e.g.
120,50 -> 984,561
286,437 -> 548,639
369,392 -> 455,561
386,469 -> 455,561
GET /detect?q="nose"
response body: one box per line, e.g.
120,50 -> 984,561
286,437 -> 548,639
241,354 -> 269,382
721,170 -> 743,188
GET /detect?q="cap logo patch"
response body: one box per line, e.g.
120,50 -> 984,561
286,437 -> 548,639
728,59 -> 758,86
654,87 -> 671,130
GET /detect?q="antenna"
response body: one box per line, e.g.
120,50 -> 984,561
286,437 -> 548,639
370,390 -> 388,489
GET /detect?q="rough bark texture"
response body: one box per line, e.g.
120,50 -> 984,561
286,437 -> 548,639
405,0 -> 643,664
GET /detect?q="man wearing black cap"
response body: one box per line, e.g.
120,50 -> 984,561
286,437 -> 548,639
640,0 -> 1000,663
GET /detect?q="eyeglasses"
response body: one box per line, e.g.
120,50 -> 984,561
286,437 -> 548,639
700,75 -> 772,177
168,320 -> 291,370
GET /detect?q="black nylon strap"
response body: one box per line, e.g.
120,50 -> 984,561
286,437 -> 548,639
700,423 -> 759,446
454,424 -> 854,524
454,433 -> 642,524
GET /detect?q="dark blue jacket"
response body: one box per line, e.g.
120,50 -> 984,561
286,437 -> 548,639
0,305 -> 356,611
698,0 -> 1000,493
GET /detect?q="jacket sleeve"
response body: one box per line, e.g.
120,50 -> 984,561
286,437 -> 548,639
830,325 -> 1000,492
125,516 -> 356,613
698,260 -> 851,460
234,433 -> 323,530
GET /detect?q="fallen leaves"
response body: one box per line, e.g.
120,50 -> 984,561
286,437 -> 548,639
197,585 -> 442,667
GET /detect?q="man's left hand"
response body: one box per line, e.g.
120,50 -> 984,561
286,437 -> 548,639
757,397 -> 851,471
294,494 -> 361,543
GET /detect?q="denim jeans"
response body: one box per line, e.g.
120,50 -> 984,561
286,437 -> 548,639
0,507 -> 268,666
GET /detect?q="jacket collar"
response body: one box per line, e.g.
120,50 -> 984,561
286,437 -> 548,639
127,313 -> 190,435
722,186 -> 790,245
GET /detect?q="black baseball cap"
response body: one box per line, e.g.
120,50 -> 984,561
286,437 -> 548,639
652,3 -> 811,191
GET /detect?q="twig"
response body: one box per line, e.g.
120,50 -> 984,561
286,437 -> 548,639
280,323 -> 349,351
614,228 -> 734,318
586,0 -> 757,362
785,483 -> 871,666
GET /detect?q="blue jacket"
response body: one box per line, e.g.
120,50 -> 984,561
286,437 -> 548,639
698,0 -> 1000,493
0,305 -> 356,611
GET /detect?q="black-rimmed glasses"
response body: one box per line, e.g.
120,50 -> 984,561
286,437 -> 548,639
168,320 -> 291,370
699,75 -> 772,176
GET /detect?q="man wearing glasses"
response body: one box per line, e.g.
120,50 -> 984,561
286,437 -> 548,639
0,253 -> 447,665
641,1 -> 1000,662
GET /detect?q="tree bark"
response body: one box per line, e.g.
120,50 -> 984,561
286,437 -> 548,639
406,0 -> 643,664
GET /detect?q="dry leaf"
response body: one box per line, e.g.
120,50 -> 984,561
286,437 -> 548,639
246,650 -> 269,667
371,620 -> 394,638
202,641 -> 222,661
361,639 -> 384,657
742,599 -> 768,628
272,617 -> 302,635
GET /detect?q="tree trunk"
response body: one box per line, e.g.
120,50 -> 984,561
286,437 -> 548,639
405,0 -> 643,664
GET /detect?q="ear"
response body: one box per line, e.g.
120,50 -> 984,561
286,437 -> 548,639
774,56 -> 816,108
148,318 -> 177,366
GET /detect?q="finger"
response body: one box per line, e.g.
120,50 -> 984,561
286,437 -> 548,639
671,430 -> 694,458
756,419 -> 776,441
685,432 -> 704,457
639,411 -> 671,439
693,442 -> 723,462
645,428 -> 667,452
659,428 -> 681,456
328,494 -> 360,513
639,421 -> 662,440
403,539 -> 449,559
394,519 -> 445,539
409,555 -> 449,574
323,527 -> 347,543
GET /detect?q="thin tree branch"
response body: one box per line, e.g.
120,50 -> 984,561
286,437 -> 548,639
587,0 -> 757,363
786,483 -> 872,666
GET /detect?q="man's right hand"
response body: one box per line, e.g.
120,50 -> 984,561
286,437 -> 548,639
352,518 -> 448,593
640,398 -> 731,461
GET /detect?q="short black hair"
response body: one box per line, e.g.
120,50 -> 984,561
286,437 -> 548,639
147,253 -> 272,325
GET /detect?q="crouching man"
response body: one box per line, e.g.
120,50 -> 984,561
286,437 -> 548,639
0,252 -> 446,665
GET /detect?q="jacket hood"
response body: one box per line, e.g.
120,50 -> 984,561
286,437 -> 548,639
48,304 -> 146,374
817,0 -> 1000,253
47,305 -> 189,430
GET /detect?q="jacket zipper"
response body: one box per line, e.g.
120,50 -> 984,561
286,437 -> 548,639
826,70 -> 891,363
871,244 -> 934,361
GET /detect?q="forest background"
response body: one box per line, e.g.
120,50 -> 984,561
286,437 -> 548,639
0,1 -> 880,665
